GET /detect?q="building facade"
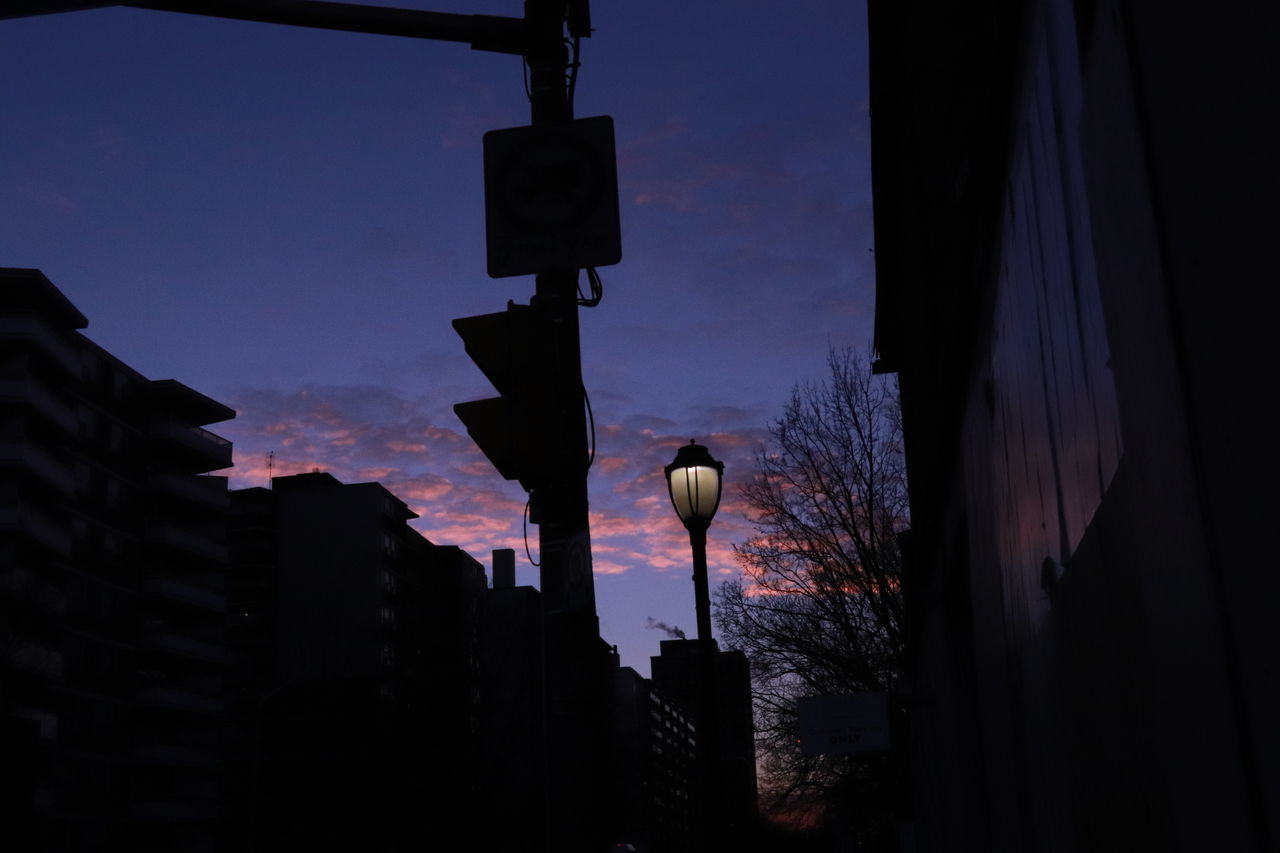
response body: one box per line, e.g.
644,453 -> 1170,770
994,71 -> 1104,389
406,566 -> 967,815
650,639 -> 758,850
1,268 -> 234,852
608,664 -> 699,853
476,551 -> 547,852
869,2 -> 1280,851
225,471 -> 486,850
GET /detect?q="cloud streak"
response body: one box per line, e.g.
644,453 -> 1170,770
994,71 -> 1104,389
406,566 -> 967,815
218,382 -> 767,583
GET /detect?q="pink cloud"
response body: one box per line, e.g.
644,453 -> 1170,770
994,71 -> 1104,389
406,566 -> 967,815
391,475 -> 454,503
633,186 -> 694,211
220,383 -> 768,600
592,559 -> 632,576
386,440 -> 427,453
594,455 -> 631,475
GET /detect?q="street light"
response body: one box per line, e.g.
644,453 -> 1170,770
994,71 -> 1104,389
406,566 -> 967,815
665,440 -> 724,532
665,440 -> 725,850
664,440 -> 724,644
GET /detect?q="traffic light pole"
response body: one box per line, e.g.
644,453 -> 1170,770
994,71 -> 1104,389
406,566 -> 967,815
523,5 -> 607,852
523,0 -> 596,620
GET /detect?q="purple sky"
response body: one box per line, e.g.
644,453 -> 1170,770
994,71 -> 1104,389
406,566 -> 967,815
0,0 -> 873,674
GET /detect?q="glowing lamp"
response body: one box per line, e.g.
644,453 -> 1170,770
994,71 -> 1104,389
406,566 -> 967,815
664,441 -> 724,530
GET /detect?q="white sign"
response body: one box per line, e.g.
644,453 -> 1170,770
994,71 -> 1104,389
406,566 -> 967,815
797,693 -> 890,756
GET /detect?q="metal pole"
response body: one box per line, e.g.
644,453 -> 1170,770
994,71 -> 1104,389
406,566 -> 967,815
523,3 -> 603,852
690,525 -> 713,644
523,0 -> 593,617
690,523 -> 723,852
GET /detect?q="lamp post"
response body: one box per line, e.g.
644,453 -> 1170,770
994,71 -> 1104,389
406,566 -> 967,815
664,440 -> 724,644
664,440 -> 725,850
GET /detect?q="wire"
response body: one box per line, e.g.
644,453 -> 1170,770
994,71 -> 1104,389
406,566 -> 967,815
583,382 -> 596,471
589,267 -> 602,303
523,497 -> 541,567
577,267 -> 603,307
566,35 -> 581,111
524,33 -> 577,110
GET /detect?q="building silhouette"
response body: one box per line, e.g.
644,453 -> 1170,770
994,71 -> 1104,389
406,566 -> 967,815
869,2 -> 1280,851
479,551 -> 732,853
1,268 -> 233,852
650,639 -> 758,850
476,548 -> 548,851
608,664 -> 699,853
225,471 -> 486,850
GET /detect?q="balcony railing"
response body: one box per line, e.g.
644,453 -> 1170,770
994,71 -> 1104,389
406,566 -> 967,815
150,471 -> 229,510
0,377 -> 78,435
133,741 -> 220,768
0,506 -> 71,556
139,625 -> 226,664
130,801 -> 219,821
149,423 -> 233,471
1,565 -> 68,617
146,522 -> 226,564
0,317 -> 82,376
0,441 -> 77,496
191,426 -> 231,448
140,576 -> 225,612
136,685 -> 223,715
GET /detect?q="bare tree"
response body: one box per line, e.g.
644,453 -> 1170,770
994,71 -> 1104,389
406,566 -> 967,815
715,346 -> 908,825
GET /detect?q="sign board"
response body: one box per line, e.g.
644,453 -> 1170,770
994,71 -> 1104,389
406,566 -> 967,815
483,115 -> 622,278
797,693 -> 890,756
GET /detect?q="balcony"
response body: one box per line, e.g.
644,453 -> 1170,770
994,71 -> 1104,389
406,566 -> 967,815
149,472 -> 228,511
133,741 -> 219,769
130,801 -> 219,821
146,522 -> 225,564
0,316 -> 82,376
139,625 -> 226,664
8,640 -> 64,680
0,377 -> 78,435
141,576 -> 225,612
1,565 -> 68,618
0,506 -> 71,556
136,686 -> 222,716
149,423 -> 233,472
0,440 -> 77,496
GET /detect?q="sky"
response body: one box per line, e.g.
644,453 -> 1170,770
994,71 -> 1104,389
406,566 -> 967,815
0,0 -> 874,675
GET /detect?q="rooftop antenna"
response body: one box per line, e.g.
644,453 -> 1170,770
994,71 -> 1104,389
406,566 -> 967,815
267,451 -> 275,488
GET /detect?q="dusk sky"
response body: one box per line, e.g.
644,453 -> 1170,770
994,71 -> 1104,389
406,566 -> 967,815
0,0 -> 874,674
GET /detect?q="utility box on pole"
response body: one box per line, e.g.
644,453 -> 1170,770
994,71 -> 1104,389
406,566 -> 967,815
483,115 -> 622,278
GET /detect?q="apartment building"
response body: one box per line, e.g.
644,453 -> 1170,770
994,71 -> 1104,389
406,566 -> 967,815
226,471 -> 486,850
1,268 -> 233,852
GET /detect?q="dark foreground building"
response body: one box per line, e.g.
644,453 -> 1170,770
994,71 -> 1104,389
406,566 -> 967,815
476,549 -> 548,852
1,268 -> 234,852
650,639 -> 758,850
608,664 -> 699,853
225,471 -> 486,851
869,2 -> 1279,851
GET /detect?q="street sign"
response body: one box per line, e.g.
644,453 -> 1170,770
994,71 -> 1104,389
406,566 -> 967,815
483,115 -> 622,278
797,693 -> 890,756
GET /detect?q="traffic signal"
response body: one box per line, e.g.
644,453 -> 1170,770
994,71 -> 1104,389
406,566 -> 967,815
453,303 -> 557,490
